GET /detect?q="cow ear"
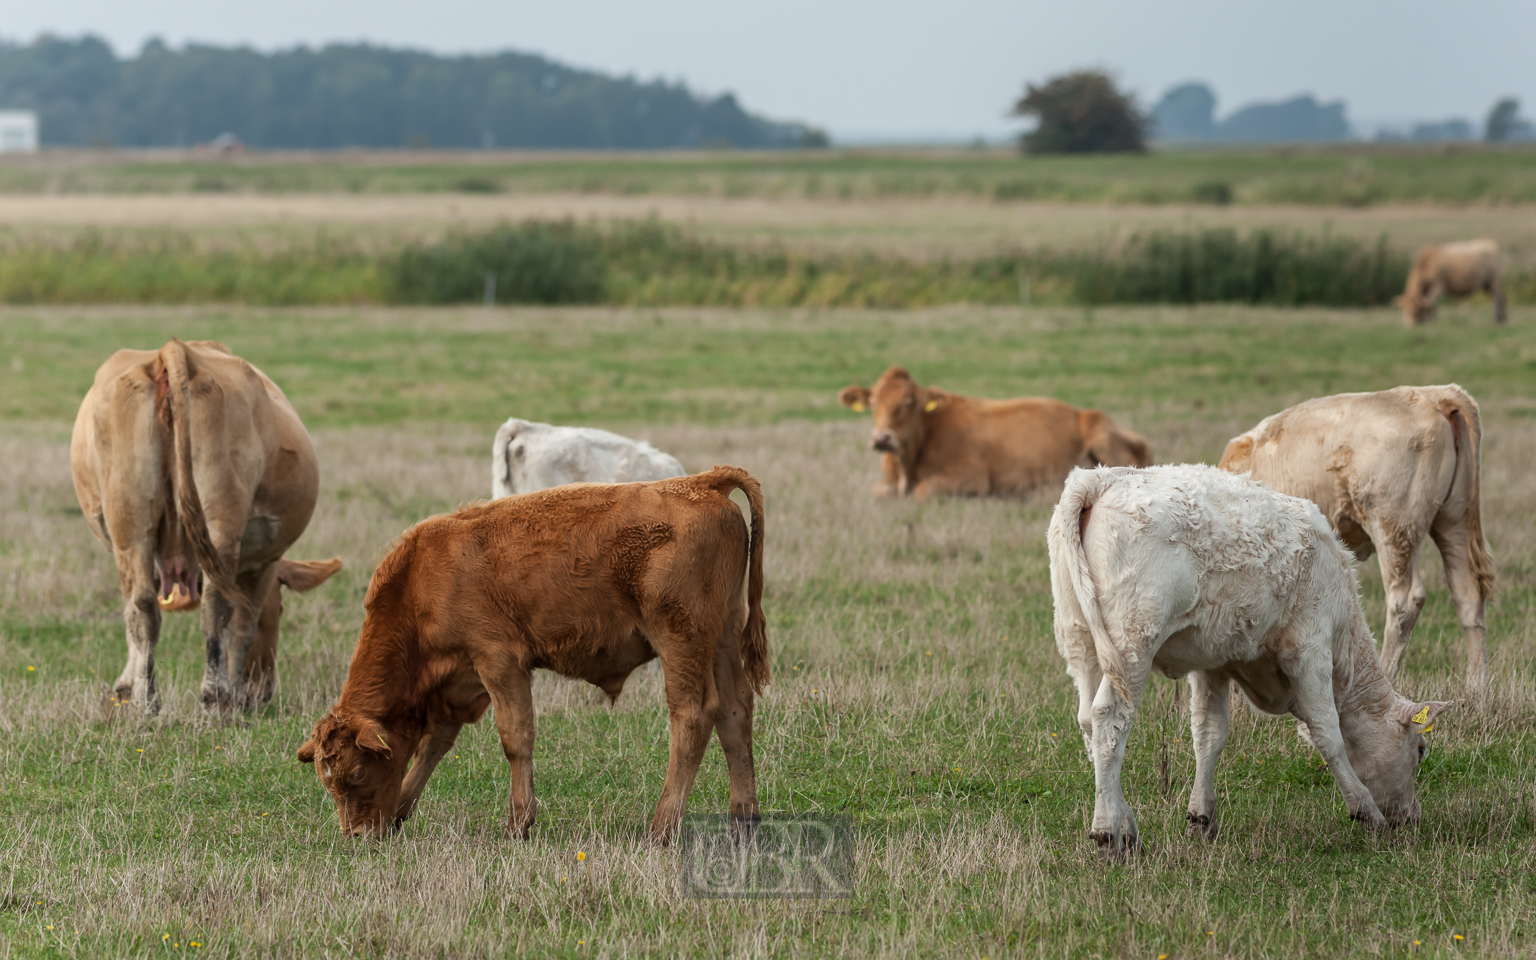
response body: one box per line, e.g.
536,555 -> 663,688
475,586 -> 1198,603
839,386 -> 871,412
355,718 -> 394,758
1218,436 -> 1254,474
1399,700 -> 1453,732
920,390 -> 942,413
298,739 -> 317,763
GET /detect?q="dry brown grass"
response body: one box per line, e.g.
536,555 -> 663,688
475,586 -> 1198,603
2,193 -> 1535,264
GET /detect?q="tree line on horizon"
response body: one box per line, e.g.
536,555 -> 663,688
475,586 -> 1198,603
1013,71 -> 1535,154
0,35 -> 827,150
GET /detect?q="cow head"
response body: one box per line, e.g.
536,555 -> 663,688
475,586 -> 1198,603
298,711 -> 414,837
839,366 -> 944,465
1344,697 -> 1453,825
1392,272 -> 1435,326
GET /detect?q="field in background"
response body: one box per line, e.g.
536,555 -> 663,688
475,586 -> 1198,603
5,145 -> 1536,206
2,306 -> 1534,958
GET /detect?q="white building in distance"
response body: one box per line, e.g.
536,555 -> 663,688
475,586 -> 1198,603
0,112 -> 39,153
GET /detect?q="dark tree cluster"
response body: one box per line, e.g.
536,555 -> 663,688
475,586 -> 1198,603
0,35 -> 825,149
1011,71 -> 1146,155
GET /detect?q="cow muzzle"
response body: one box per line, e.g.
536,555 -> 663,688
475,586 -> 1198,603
870,430 -> 899,453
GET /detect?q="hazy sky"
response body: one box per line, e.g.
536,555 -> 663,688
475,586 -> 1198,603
10,0 -> 1535,140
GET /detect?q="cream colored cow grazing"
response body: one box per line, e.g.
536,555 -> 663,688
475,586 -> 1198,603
1220,386 -> 1492,687
1049,464 -> 1450,858
1394,239 -> 1505,327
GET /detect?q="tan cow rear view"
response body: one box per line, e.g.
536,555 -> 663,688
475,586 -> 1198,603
839,366 -> 1150,500
71,339 -> 338,714
1220,385 -> 1494,686
1395,239 -> 1506,327
299,466 -> 769,844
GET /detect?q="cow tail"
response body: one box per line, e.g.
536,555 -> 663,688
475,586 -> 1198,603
704,465 -> 770,694
1050,469 -> 1130,699
162,339 -> 241,606
491,418 -> 527,499
1440,386 -> 1495,600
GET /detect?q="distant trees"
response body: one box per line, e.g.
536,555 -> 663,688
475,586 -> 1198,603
1485,98 -> 1533,142
1012,71 -> 1145,154
0,35 -> 819,149
1150,83 -> 1215,141
1148,83 -> 1351,143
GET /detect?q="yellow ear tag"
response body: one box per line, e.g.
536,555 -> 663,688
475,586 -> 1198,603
924,400 -> 939,412
1410,705 -> 1430,725
1421,723 -> 1433,734
851,402 -> 866,412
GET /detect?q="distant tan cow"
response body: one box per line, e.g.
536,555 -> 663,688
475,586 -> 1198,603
1394,239 -> 1506,327
71,340 -> 332,714
1220,385 -> 1493,686
838,366 -> 1151,500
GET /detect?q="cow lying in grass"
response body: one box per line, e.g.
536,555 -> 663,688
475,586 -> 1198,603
492,417 -> 685,499
839,366 -> 1150,500
1048,464 -> 1450,858
299,466 -> 768,843
1394,239 -> 1506,327
1220,385 -> 1493,687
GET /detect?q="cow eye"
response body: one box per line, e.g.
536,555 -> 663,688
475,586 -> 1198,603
349,767 -> 367,785
1416,741 -> 1428,763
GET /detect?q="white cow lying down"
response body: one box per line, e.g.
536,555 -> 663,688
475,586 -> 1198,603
492,418 -> 686,498
1048,464 -> 1450,857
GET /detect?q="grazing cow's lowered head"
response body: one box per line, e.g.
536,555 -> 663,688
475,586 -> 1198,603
1322,696 -> 1454,825
839,366 -> 942,464
1392,288 -> 1434,327
298,712 -> 416,838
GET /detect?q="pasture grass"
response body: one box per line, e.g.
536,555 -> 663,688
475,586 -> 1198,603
6,145 -> 1536,206
2,305 -> 1536,958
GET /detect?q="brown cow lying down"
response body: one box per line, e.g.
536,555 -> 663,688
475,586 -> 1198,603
1395,239 -> 1506,327
838,366 -> 1151,500
299,466 -> 769,843
71,339 -> 328,714
1220,385 -> 1493,687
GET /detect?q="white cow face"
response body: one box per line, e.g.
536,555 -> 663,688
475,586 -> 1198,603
1349,699 -> 1453,825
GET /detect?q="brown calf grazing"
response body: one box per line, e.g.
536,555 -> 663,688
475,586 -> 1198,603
71,339 -> 327,714
838,366 -> 1151,500
299,466 -> 769,844
1394,239 -> 1506,327
1220,385 -> 1493,687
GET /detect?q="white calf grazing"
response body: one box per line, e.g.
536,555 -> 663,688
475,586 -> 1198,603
1394,239 -> 1505,327
1048,464 -> 1450,857
1220,385 -> 1493,687
491,418 -> 685,498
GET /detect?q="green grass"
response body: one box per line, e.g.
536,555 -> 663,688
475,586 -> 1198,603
2,305 -> 1535,958
6,144 -> 1536,205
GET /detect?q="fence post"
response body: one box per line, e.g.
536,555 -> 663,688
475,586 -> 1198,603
484,271 -> 497,307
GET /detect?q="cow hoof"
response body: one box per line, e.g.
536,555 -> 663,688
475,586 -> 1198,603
199,685 -> 232,713
1186,813 -> 1218,841
1089,829 -> 1140,860
504,821 -> 533,841
729,814 -> 762,843
1349,808 -> 1389,831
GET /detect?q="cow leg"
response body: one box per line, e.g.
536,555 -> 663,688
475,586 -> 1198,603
1290,660 -> 1386,829
1373,532 -> 1426,680
1185,670 -> 1231,841
243,575 -> 283,709
1069,646 -> 1103,754
222,565 -> 279,712
711,618 -> 760,834
199,589 -> 235,713
1431,523 -> 1489,690
1491,276 -> 1507,325
394,721 -> 463,828
1087,656 -> 1152,859
113,546 -> 162,715
485,667 -> 538,839
650,639 -> 721,845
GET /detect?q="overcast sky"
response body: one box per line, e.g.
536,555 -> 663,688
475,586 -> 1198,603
10,0 -> 1535,140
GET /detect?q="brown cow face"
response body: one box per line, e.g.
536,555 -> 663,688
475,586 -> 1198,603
839,366 -> 941,462
1392,293 -> 1432,326
1348,699 -> 1453,826
298,713 -> 412,837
